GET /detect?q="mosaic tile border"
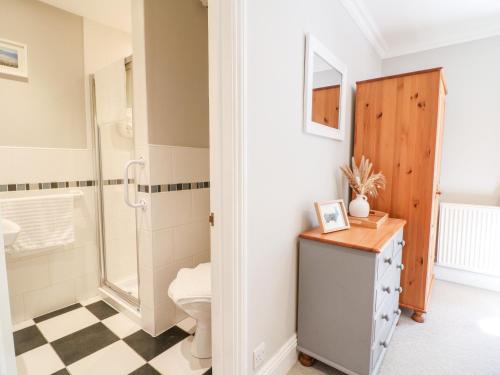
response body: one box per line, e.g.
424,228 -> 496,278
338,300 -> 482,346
138,181 -> 210,194
102,178 -> 134,186
0,180 -> 96,192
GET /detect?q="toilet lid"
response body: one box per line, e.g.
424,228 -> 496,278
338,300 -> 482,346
169,262 -> 211,303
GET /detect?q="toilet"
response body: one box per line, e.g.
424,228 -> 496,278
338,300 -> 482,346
168,262 -> 211,358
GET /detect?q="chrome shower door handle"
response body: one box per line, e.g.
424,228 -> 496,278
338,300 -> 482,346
124,157 -> 146,209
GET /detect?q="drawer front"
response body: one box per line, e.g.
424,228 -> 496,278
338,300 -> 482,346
371,307 -> 398,371
393,229 -> 405,256
376,240 -> 394,281
373,293 -> 397,344
374,265 -> 395,311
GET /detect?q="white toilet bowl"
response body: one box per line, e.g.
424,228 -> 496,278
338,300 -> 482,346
168,262 -> 211,359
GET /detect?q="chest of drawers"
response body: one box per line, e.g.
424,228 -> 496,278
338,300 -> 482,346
297,218 -> 406,375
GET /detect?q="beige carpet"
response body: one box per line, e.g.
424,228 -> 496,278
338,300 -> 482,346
289,280 -> 500,375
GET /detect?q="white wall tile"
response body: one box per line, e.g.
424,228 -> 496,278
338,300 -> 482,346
75,272 -> 100,301
24,281 -> 76,319
151,191 -> 191,230
152,228 -> 174,270
7,255 -> 50,296
139,265 -> 154,310
191,188 -> 210,221
171,147 -> 209,182
9,294 -> 25,324
149,145 -> 173,184
173,221 -> 210,261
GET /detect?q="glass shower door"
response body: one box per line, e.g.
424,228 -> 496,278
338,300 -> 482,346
92,58 -> 139,305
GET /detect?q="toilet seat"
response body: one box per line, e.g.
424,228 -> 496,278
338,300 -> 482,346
168,262 -> 211,304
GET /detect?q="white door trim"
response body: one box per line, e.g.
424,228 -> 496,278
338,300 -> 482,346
0,218 -> 17,375
208,0 -> 248,373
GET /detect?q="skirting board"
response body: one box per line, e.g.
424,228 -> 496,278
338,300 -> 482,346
256,334 -> 298,375
434,264 -> 500,292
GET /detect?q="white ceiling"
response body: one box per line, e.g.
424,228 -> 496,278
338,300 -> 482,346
39,0 -> 132,33
340,0 -> 500,58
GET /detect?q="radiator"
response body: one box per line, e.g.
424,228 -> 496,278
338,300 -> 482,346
437,203 -> 500,277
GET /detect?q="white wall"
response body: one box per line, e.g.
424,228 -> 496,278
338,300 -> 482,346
382,36 -> 500,206
246,0 -> 381,372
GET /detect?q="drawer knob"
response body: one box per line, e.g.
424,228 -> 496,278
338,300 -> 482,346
380,341 -> 388,348
384,257 -> 392,265
398,240 -> 406,247
397,264 -> 405,270
394,309 -> 402,316
381,314 -> 390,321
395,286 -> 403,293
382,286 -> 391,294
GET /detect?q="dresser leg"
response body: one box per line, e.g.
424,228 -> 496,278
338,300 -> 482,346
411,311 -> 425,323
298,352 -> 315,367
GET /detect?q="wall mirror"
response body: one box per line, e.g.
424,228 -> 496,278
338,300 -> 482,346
304,33 -> 347,141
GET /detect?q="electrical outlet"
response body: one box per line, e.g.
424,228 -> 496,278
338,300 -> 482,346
253,342 -> 266,369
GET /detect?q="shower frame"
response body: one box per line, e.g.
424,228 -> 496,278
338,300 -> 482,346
89,56 -> 140,308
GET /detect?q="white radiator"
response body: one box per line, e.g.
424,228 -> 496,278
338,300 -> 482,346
437,202 -> 500,277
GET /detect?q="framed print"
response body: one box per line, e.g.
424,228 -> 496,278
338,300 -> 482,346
314,199 -> 350,233
0,39 -> 28,79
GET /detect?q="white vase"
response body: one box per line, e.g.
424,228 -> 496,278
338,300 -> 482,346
349,194 -> 370,218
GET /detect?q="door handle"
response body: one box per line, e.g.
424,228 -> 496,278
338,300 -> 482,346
124,157 -> 147,209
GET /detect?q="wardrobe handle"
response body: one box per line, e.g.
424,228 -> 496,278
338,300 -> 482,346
395,287 -> 403,293
397,264 -> 405,271
398,240 -> 406,247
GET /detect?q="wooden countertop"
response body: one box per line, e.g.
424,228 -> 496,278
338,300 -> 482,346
299,218 -> 406,253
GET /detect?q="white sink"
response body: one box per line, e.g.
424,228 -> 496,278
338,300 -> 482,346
2,218 -> 20,247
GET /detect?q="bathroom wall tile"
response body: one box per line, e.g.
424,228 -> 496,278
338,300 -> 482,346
153,291 -> 176,334
174,307 -> 188,325
136,192 -> 152,231
150,191 -> 191,230
193,250 -> 211,266
171,147 -> 209,183
75,272 -> 100,302
10,294 -> 26,325
191,188 -> 210,221
149,145 -> 173,185
172,221 -> 210,261
139,265 -> 155,310
140,305 -> 156,336
152,228 -> 175,270
133,145 -> 150,186
137,229 -> 153,270
24,281 -> 76,319
49,249 -> 80,284
7,255 -> 50,297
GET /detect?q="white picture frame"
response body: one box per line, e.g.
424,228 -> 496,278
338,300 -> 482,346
304,33 -> 347,141
0,39 -> 28,79
314,199 -> 350,234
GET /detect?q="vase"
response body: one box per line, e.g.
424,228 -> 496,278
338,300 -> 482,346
349,194 -> 370,218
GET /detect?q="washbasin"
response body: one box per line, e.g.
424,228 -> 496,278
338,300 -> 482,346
2,218 -> 20,247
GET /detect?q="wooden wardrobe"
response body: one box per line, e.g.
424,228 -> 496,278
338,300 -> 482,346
353,68 -> 446,323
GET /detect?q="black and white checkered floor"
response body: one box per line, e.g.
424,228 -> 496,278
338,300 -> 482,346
13,298 -> 212,375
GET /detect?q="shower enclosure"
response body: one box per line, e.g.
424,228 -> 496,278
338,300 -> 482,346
90,56 -> 140,307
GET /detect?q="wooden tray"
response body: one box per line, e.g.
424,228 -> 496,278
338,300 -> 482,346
348,210 -> 388,229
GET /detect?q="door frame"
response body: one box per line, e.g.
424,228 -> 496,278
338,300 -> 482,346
208,0 -> 248,373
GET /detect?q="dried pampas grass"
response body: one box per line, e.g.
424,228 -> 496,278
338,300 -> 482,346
340,156 -> 386,197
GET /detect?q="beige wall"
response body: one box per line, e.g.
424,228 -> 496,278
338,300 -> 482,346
382,36 -> 500,206
144,0 -> 209,147
0,0 -> 87,149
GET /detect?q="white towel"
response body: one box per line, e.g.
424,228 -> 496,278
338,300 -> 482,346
94,59 -> 127,126
0,194 -> 75,253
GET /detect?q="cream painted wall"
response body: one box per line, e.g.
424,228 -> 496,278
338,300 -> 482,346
0,0 -> 87,149
382,36 -> 500,206
143,0 -> 209,147
246,0 -> 381,372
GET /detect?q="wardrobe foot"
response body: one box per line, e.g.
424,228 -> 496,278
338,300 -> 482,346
411,311 -> 425,323
298,352 -> 315,367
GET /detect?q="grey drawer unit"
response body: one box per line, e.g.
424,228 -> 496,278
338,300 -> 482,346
298,219 -> 406,375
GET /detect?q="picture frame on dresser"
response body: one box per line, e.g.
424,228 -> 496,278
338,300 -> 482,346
314,199 -> 350,233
